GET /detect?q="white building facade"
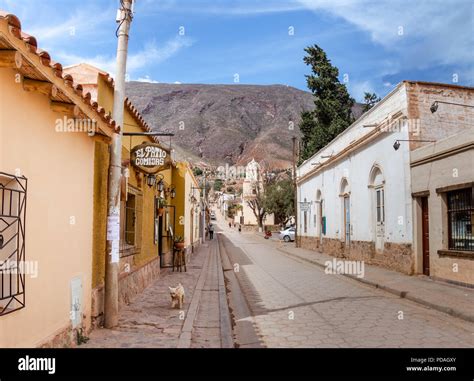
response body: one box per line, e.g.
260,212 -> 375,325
235,159 -> 275,227
297,81 -> 473,279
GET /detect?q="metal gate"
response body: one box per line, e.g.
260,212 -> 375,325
0,172 -> 27,316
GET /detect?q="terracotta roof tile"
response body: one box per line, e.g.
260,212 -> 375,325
0,10 -> 119,134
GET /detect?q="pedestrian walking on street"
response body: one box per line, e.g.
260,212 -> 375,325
228,222 -> 231,228
209,223 -> 214,240
238,224 -> 241,233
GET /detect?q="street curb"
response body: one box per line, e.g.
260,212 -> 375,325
218,234 -> 265,348
276,246 -> 474,323
177,244 -> 211,348
216,235 -> 234,348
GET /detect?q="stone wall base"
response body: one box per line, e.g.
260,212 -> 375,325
299,236 -> 414,275
37,323 -> 77,348
241,224 -> 260,232
91,256 -> 161,328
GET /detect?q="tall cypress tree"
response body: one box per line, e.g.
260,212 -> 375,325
298,45 -> 355,164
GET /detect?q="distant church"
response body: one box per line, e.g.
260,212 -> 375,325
235,159 -> 275,228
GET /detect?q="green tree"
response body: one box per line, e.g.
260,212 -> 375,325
263,179 -> 294,226
193,167 -> 203,176
362,92 -> 381,112
299,45 -> 355,164
246,182 -> 267,230
213,179 -> 223,191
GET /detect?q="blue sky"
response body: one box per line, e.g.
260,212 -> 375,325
1,0 -> 472,101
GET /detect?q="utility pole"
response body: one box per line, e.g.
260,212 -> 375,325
202,171 -> 206,242
104,0 -> 134,329
292,136 -> 298,248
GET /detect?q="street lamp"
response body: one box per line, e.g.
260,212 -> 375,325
430,100 -> 474,113
165,184 -> 176,199
155,174 -> 164,192
146,174 -> 156,188
393,139 -> 436,151
430,101 -> 439,113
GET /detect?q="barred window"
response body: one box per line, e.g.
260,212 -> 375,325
447,188 -> 473,251
0,172 -> 27,316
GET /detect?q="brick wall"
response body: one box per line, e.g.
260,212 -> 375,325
405,82 -> 474,150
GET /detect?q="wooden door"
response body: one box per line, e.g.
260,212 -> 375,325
344,196 -> 350,245
421,197 -> 430,276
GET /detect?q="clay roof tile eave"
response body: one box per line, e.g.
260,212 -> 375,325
0,10 -> 118,137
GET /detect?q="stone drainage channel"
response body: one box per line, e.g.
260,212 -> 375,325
177,229 -> 263,348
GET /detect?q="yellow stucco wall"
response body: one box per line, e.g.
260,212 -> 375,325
92,76 -> 176,285
91,141 -> 109,288
0,67 -> 95,347
173,162 -> 201,247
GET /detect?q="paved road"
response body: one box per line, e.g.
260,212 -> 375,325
217,223 -> 474,348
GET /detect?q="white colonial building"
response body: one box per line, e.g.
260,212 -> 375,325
297,81 -> 473,284
234,159 -> 275,227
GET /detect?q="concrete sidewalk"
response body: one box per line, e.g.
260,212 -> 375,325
259,234 -> 474,323
82,239 -> 232,348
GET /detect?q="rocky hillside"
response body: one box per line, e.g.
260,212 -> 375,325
125,82 -> 363,170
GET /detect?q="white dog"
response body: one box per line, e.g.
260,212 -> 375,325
169,283 -> 185,309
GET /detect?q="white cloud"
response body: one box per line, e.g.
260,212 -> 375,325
348,80 -> 376,102
140,0 -> 307,15
55,52 -> 116,74
56,36 -> 194,77
296,0 -> 473,72
28,9 -> 112,43
136,76 -> 160,83
127,37 -> 194,73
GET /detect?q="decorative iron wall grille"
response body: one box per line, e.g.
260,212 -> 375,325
447,187 -> 474,251
0,172 -> 27,316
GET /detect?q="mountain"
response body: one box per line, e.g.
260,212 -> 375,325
125,82 -> 363,170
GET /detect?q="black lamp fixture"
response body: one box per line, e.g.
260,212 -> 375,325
146,174 -> 157,188
430,100 -> 474,114
155,174 -> 164,192
167,184 -> 176,199
393,139 -> 436,151
430,101 -> 439,113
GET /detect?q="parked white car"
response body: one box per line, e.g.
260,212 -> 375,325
278,227 -> 295,242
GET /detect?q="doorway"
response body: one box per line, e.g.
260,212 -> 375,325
190,210 -> 194,253
344,196 -> 350,245
421,197 -> 430,276
375,187 -> 385,252
319,199 -> 323,246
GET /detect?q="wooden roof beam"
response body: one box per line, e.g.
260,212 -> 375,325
50,101 -> 81,118
22,77 -> 58,97
0,49 -> 22,68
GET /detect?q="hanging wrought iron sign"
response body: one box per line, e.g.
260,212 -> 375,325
299,201 -> 311,211
130,142 -> 171,174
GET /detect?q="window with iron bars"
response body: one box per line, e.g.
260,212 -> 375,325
447,187 -> 474,251
0,172 -> 27,316
120,188 -> 142,258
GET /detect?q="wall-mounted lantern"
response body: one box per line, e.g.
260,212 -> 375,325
146,174 -> 157,188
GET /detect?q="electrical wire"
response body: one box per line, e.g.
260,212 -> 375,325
116,0 -> 134,38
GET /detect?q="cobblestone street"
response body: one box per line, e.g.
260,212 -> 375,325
81,219 -> 474,349
218,223 -> 474,348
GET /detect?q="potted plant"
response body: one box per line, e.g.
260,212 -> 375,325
157,197 -> 166,216
174,235 -> 185,249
